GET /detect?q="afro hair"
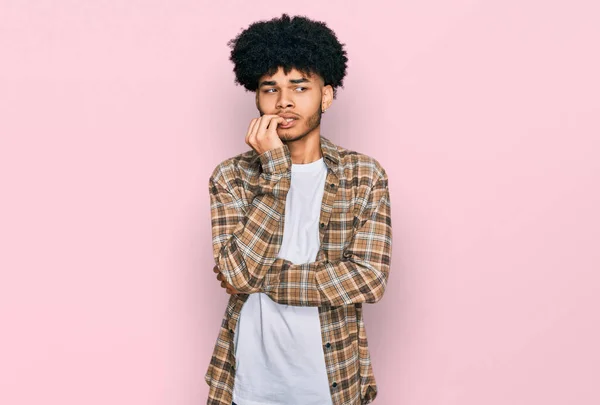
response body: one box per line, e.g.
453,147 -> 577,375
227,13 -> 348,99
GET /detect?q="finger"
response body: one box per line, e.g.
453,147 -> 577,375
220,281 -> 227,289
254,114 -> 276,140
223,280 -> 237,293
248,116 -> 265,146
246,118 -> 258,145
213,265 -> 219,273
216,273 -> 222,281
266,116 -> 285,138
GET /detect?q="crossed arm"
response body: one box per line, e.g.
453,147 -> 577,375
209,144 -> 393,307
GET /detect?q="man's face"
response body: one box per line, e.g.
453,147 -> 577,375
256,66 -> 331,142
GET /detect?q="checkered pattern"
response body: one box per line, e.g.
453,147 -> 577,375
205,135 -> 393,405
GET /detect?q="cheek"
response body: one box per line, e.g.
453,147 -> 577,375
297,99 -> 320,114
257,96 -> 274,109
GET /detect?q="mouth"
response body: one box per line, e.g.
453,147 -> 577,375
279,117 -> 298,129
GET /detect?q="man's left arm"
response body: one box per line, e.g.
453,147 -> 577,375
263,170 -> 393,307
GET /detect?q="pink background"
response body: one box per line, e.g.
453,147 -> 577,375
1,1 -> 599,404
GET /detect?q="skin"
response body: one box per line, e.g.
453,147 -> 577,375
216,66 -> 334,295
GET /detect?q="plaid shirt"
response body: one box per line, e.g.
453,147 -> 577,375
205,135 -> 393,405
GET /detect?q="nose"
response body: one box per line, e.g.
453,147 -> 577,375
276,88 -> 294,109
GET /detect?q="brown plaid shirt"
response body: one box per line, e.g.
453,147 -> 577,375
205,135 -> 393,405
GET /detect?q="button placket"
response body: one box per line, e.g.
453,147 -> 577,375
317,168 -> 338,241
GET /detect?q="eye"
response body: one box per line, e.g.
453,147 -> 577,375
262,87 -> 307,94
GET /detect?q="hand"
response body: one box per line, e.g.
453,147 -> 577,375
245,114 -> 286,155
213,265 -> 241,295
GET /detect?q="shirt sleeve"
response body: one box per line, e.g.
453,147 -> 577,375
209,145 -> 290,294
263,170 -> 393,307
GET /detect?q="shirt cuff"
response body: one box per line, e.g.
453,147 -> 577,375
258,144 -> 292,174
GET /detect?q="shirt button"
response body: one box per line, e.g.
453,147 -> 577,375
332,382 -> 337,388
325,342 -> 331,348
329,183 -> 335,188
229,328 -> 234,334
320,223 -> 325,228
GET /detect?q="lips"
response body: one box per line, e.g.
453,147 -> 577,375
279,119 -> 298,128
278,113 -> 299,128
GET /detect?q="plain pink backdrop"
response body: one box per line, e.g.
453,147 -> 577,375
1,1 -> 599,404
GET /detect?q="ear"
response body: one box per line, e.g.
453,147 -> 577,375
321,84 -> 334,112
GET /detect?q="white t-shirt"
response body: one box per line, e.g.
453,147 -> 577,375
232,156 -> 333,405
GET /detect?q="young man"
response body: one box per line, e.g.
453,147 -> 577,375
205,14 -> 393,405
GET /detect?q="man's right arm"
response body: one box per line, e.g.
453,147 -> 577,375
209,144 -> 291,294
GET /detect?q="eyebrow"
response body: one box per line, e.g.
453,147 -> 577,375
259,77 -> 311,88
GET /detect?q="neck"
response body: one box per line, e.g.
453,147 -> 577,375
284,129 -> 323,164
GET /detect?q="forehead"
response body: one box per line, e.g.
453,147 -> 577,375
259,67 -> 322,83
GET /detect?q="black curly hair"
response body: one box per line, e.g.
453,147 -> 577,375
227,13 -> 348,99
